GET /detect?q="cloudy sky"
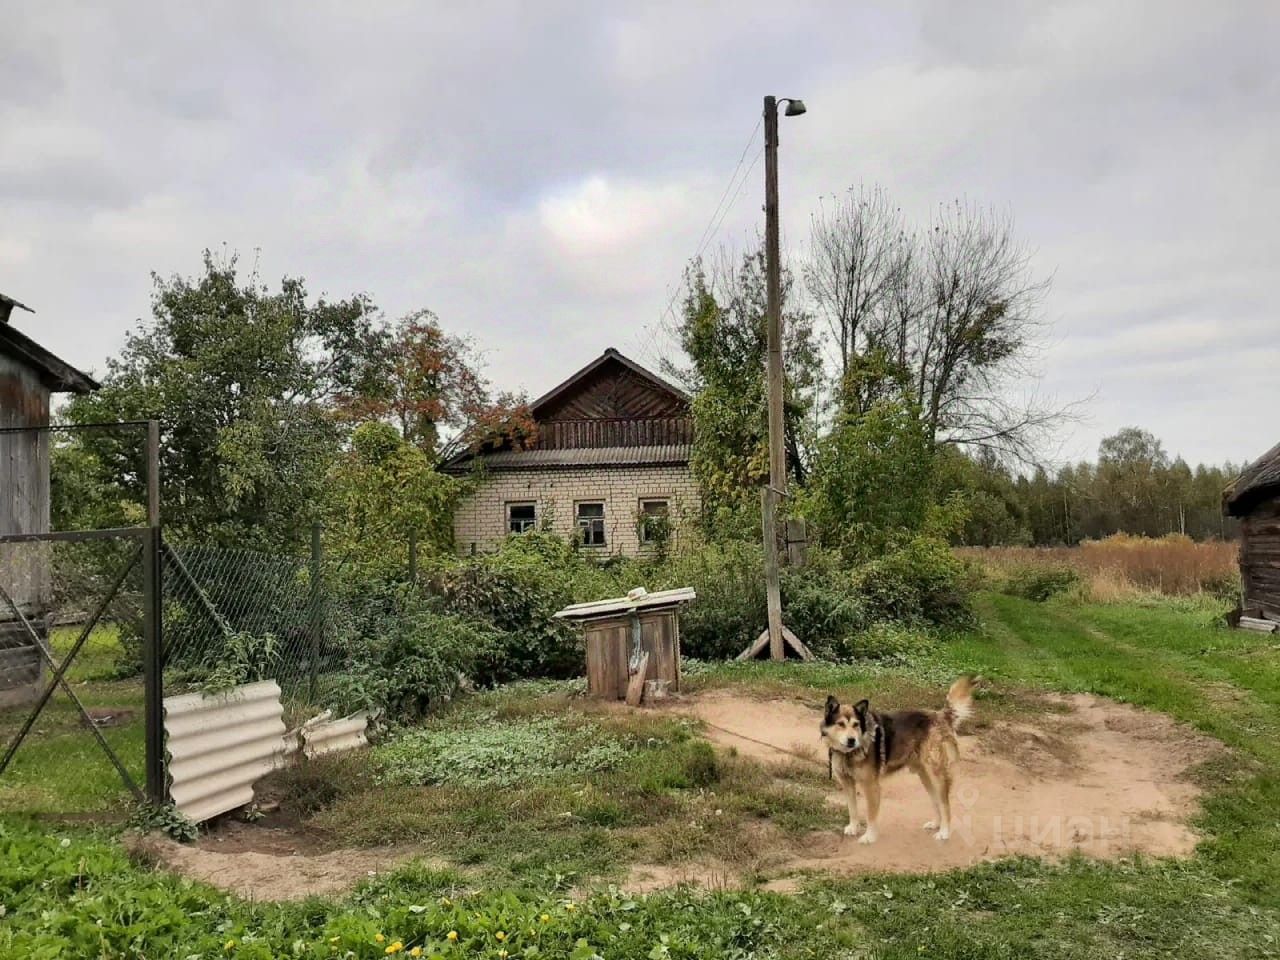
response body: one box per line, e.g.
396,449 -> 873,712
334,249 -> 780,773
4,1 -> 1277,467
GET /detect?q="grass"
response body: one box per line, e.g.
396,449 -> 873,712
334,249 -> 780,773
959,533 -> 1240,600
3,597 -> 1280,957
0,625 -> 143,817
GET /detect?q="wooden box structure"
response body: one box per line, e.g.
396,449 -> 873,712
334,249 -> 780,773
555,587 -> 695,701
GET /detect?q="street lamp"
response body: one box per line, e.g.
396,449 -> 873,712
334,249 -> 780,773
740,95 -> 813,663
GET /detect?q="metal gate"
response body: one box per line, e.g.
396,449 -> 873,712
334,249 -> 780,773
0,421 -> 165,804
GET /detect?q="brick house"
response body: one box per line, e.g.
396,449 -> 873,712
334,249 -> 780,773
443,348 -> 700,556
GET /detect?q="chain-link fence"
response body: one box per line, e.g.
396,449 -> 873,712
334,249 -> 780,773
160,540 -> 361,721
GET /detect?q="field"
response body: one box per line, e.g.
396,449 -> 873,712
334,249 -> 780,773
958,534 -> 1240,600
3,595 -> 1280,958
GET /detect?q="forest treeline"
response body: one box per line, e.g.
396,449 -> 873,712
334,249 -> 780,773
954,427 -> 1242,546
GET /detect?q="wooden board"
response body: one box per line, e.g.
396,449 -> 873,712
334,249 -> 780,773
585,621 -> 631,699
625,652 -> 650,707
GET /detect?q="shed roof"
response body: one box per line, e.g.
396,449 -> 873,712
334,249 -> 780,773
0,296 -> 99,394
554,587 -> 697,622
1225,441 -> 1280,517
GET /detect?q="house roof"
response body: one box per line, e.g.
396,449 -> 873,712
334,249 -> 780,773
529,347 -> 689,417
0,298 -> 99,394
442,443 -> 691,474
1225,441 -> 1280,516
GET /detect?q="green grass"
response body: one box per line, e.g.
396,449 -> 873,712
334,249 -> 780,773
0,625 -> 143,817
3,596 -> 1280,957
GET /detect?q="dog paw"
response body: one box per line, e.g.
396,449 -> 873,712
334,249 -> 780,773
843,822 -> 864,837
934,829 -> 950,841
922,820 -> 938,831
857,830 -> 878,845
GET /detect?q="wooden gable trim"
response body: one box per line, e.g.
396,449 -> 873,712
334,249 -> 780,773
529,348 -> 689,419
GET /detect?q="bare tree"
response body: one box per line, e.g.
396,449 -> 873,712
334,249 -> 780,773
805,186 -> 906,381
807,191 -> 1068,462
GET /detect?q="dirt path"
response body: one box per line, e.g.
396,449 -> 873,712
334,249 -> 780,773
677,688 -> 1215,887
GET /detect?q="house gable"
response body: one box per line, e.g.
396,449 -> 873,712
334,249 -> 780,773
531,348 -> 689,422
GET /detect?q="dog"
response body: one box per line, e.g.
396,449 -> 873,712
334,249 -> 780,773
820,677 -> 975,844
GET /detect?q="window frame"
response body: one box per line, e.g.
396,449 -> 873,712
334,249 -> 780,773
575,501 -> 607,547
638,498 -> 671,544
506,501 -> 537,535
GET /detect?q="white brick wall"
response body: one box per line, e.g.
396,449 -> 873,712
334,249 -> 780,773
453,464 -> 701,557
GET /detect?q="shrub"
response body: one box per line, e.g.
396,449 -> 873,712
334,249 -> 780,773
852,534 -> 972,627
659,541 -> 766,659
325,583 -> 495,720
1003,564 -> 1080,602
819,621 -> 938,662
430,535 -> 590,685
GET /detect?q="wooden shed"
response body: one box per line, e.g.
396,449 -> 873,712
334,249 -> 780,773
1225,441 -> 1280,627
554,587 -> 695,701
1,294 -> 99,707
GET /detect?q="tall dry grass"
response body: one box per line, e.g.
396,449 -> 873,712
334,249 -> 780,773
958,534 -> 1240,600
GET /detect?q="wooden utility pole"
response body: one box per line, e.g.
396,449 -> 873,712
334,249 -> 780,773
738,95 -> 812,663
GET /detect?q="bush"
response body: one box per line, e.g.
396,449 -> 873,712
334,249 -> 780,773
325,583 -> 496,720
852,534 -> 973,627
820,621 -> 938,662
659,541 -> 766,659
1003,564 -> 1080,602
430,535 -> 592,685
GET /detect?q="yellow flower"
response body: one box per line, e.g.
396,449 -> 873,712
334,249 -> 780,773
224,941 -> 236,953
375,933 -> 386,943
565,902 -> 577,912
329,936 -> 340,943
410,948 -> 423,958
495,931 -> 507,942
540,914 -> 551,924
447,930 -> 459,942
385,942 -> 404,955
440,896 -> 452,906
499,951 -> 509,959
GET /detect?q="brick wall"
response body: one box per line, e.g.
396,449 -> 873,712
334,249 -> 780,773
453,464 -> 702,557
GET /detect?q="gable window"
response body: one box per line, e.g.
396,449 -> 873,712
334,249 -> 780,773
576,502 -> 606,547
639,499 -> 670,544
507,502 -> 536,534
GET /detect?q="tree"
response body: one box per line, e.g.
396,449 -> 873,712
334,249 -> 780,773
337,310 -> 488,453
807,190 -> 1062,461
800,394 -> 937,562
324,421 -> 462,579
664,248 -> 821,535
63,252 -> 385,549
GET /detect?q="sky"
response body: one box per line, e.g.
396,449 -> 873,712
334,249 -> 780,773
3,0 -> 1277,468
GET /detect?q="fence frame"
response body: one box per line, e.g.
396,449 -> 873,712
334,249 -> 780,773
0,419 -> 165,803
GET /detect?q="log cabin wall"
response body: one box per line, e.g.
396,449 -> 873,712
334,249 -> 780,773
1240,497 -> 1280,619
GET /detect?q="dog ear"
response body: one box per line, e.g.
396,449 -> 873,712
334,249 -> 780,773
823,695 -> 840,724
853,698 -> 870,720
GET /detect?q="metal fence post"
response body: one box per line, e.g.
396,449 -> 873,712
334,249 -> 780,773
308,522 -> 322,702
142,525 -> 165,803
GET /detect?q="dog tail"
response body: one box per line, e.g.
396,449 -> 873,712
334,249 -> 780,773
943,675 -> 977,729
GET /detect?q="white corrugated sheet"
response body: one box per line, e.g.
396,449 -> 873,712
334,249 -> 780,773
554,587 -> 696,621
300,710 -> 371,759
164,680 -> 293,823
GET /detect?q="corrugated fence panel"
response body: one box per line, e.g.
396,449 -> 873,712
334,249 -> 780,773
165,680 -> 293,823
301,711 -> 370,759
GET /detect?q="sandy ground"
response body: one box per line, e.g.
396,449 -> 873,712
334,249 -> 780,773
671,688 -> 1215,889
126,822 -> 431,901
134,688 -> 1217,900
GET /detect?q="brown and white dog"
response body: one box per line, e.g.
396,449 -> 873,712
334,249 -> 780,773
820,677 -> 975,844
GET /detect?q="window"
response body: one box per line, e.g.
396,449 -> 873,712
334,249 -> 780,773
507,502 -> 536,534
576,502 -> 606,547
639,499 -> 670,544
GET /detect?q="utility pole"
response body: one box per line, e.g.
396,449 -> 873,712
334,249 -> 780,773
737,95 -> 813,663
